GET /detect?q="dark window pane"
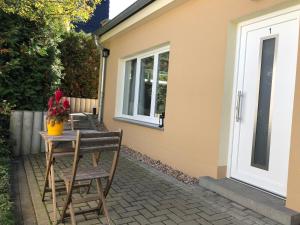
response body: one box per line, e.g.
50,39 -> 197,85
251,38 -> 276,170
155,52 -> 169,117
123,59 -> 137,115
138,56 -> 154,116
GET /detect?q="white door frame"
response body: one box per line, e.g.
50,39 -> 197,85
227,5 -> 300,193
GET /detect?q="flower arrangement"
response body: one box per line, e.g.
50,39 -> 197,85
47,89 -> 70,126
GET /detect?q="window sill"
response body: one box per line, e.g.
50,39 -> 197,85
113,117 -> 164,131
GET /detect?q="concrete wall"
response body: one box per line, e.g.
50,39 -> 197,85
100,0 -> 300,211
10,111 -> 46,156
67,97 -> 98,114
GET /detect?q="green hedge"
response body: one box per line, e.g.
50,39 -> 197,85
59,31 -> 100,99
0,102 -> 15,225
0,10 -> 61,111
0,158 -> 13,225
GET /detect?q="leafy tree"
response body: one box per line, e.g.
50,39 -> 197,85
0,1 -> 102,109
59,31 -> 100,98
0,10 -> 62,110
0,0 -> 102,30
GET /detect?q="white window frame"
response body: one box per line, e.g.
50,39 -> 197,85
116,46 -> 170,125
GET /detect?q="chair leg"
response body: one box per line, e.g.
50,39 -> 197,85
96,178 -> 111,225
94,177 -> 101,214
104,151 -> 120,197
60,182 -> 76,225
104,177 -> 111,197
61,181 -> 71,223
42,153 -> 53,201
50,161 -> 57,223
66,184 -> 76,225
69,201 -> 76,225
87,152 -> 101,194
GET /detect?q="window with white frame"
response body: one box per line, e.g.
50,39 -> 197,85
118,46 -> 170,124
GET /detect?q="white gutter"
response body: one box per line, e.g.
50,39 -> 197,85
94,36 -> 110,123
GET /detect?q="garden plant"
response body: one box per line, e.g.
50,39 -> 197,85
0,101 -> 14,225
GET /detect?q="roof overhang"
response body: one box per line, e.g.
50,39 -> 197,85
96,0 -> 183,43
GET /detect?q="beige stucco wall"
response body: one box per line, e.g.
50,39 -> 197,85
286,26 -> 300,211
101,0 -> 300,211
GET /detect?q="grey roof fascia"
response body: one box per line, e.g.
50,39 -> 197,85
95,0 -> 155,37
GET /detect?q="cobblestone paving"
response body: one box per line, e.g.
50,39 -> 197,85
28,153 -> 282,225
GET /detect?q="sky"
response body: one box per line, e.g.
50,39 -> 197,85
109,0 -> 137,19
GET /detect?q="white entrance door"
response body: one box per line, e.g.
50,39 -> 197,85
230,9 -> 300,197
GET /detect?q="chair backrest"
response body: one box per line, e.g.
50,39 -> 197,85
79,131 -> 123,154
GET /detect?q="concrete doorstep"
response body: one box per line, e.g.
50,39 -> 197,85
199,177 -> 300,225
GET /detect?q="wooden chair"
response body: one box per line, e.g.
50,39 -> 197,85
59,130 -> 123,225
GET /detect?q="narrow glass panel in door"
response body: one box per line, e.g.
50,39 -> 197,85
251,38 -> 276,170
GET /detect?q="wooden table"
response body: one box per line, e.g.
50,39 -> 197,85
40,130 -> 100,223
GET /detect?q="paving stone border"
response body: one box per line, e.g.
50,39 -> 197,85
23,157 -> 51,225
12,159 -> 38,225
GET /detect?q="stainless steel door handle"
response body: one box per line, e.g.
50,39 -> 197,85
236,90 -> 243,122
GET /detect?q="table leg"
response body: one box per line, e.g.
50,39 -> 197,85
42,140 -> 52,201
45,141 -> 51,188
49,143 -> 57,224
42,153 -> 52,200
51,163 -> 57,223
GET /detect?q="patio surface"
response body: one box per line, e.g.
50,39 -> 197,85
17,151 -> 283,225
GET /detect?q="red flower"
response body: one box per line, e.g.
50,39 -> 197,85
63,99 -> 70,109
47,89 -> 69,123
55,89 -> 63,103
51,108 -> 57,116
48,97 -> 54,109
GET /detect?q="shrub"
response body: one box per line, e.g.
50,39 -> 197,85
0,159 -> 9,194
0,139 -> 10,158
0,193 -> 14,225
0,101 -> 13,157
0,102 -> 14,225
59,31 -> 100,98
0,158 -> 13,225
0,10 -> 62,110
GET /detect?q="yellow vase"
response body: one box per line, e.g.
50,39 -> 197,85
47,121 -> 64,136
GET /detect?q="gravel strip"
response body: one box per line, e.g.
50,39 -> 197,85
121,146 -> 199,185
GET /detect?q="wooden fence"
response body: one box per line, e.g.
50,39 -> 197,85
65,97 -> 98,114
